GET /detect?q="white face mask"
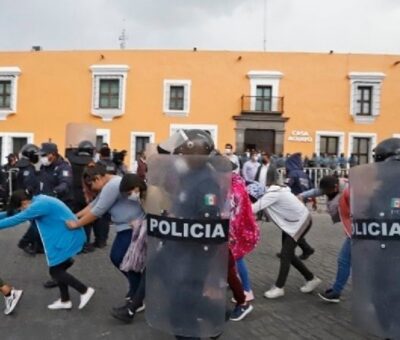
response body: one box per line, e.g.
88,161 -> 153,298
225,148 -> 232,155
40,156 -> 51,166
245,152 -> 250,158
128,192 -> 140,201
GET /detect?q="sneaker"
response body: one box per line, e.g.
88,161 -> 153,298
318,289 -> 341,303
229,303 -> 253,321
79,287 -> 95,309
48,299 -> 72,310
299,248 -> 315,260
4,289 -> 23,315
111,305 -> 135,323
135,303 -> 145,313
231,290 -> 255,303
264,286 -> 285,299
43,279 -> 58,289
300,277 -> 322,293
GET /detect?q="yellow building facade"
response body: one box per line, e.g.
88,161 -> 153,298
0,50 -> 400,168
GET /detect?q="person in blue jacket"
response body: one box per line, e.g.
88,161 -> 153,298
0,190 -> 95,311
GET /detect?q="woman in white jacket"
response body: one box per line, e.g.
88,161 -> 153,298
250,182 -> 321,299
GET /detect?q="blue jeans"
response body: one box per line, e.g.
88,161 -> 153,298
332,237 -> 351,295
236,257 -> 251,292
110,229 -> 141,299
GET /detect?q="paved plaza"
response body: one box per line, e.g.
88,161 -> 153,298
0,215 -> 377,340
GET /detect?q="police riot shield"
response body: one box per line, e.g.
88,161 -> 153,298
145,154 -> 231,338
350,161 -> 400,338
65,123 -> 96,148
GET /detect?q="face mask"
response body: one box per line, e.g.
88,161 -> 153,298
128,192 -> 140,201
252,156 -> 258,161
246,152 -> 250,158
225,148 -> 232,155
262,159 -> 268,165
40,156 -> 51,166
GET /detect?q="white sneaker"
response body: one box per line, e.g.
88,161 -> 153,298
4,289 -> 23,315
79,287 -> 95,310
300,277 -> 322,293
264,286 -> 285,299
48,299 -> 72,310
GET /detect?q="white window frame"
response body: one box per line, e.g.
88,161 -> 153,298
393,134 -> 400,139
90,65 -> 129,122
169,124 -> 218,149
348,132 -> 377,164
163,80 -> 191,116
96,129 -> 111,146
0,67 -> 21,120
315,131 -> 345,156
130,131 -> 155,171
247,71 -> 283,112
348,72 -> 385,124
0,132 -> 34,162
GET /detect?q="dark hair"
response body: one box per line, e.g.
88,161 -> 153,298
7,189 -> 34,216
82,163 -> 107,182
99,147 -> 111,158
119,173 -> 147,193
319,175 -> 339,193
225,143 -> 233,149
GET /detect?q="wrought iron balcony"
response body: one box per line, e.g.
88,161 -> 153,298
241,95 -> 284,114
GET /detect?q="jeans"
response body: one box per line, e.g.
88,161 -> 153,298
49,259 -> 87,302
236,258 -> 251,292
332,237 -> 351,295
110,229 -> 142,299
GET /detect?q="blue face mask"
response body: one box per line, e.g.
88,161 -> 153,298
128,192 -> 140,201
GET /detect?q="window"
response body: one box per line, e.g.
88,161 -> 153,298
169,86 -> 185,111
130,132 -> 155,171
0,80 -> 11,109
90,65 -> 129,121
0,67 -> 21,120
96,129 -> 111,150
163,80 -> 191,116
99,79 -> 120,109
356,86 -> 372,116
12,137 -> 28,155
348,72 -> 385,123
348,133 -> 377,165
352,137 -> 370,165
255,86 -> 272,112
247,71 -> 283,112
320,136 -> 339,156
0,133 -> 33,164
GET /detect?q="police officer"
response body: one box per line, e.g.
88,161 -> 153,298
146,130 -> 232,340
2,153 -> 18,199
66,140 -> 97,253
15,144 -> 42,254
350,137 -> 400,339
97,146 -> 117,175
38,142 -> 73,288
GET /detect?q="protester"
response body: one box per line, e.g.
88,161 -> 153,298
242,150 -> 261,182
0,190 -> 94,310
250,181 -> 321,299
66,165 -> 145,311
0,278 -> 23,315
224,143 -> 240,174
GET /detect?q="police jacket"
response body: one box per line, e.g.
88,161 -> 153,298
285,153 -> 312,195
97,158 -> 117,175
15,159 -> 39,194
39,156 -> 73,204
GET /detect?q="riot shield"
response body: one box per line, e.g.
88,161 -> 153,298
65,123 -> 96,149
350,161 -> 400,339
145,154 -> 231,338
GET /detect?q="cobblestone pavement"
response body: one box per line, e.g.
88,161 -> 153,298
0,216 -> 378,340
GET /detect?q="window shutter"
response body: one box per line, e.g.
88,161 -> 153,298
352,83 -> 359,115
183,84 -> 189,112
118,76 -> 123,109
164,84 -> 171,111
372,83 -> 381,116
94,76 -> 100,109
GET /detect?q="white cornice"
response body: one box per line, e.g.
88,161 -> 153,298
247,71 -> 283,80
348,72 -> 385,81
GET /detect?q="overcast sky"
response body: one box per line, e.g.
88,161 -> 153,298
1,0 -> 399,54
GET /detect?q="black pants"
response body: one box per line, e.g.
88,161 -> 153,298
18,221 -> 43,251
281,232 -> 313,255
84,216 -> 110,244
49,259 -> 87,302
276,224 -> 314,288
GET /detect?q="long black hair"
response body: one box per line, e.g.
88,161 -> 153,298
7,189 -> 34,216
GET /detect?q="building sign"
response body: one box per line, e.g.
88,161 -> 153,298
288,130 -> 313,143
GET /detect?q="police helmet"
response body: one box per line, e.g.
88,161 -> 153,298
77,140 -> 95,157
20,144 -> 39,163
158,129 -> 215,155
373,138 -> 400,162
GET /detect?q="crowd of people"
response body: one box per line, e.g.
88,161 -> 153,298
0,132 -> 394,340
